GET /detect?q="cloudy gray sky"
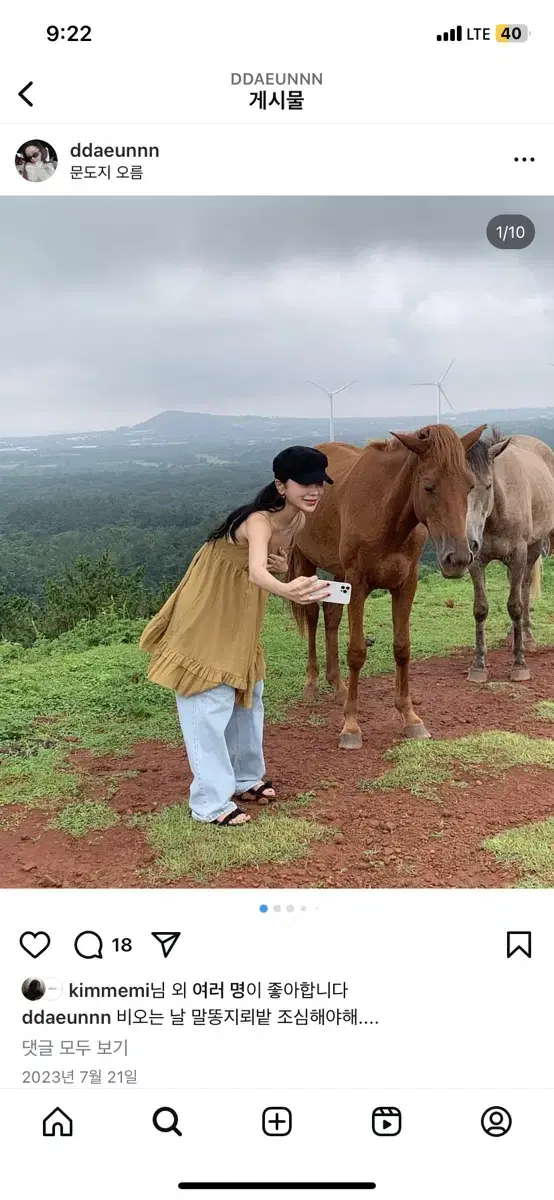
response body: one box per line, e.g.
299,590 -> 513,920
2,196 -> 554,435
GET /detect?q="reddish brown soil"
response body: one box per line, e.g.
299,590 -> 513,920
3,644 -> 554,890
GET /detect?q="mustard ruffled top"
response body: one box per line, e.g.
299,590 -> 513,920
139,538 -> 268,708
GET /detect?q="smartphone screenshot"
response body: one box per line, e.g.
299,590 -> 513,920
1,2 -> 553,1196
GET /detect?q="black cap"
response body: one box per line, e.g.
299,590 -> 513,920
272,445 -> 333,485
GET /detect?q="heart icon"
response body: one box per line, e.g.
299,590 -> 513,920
20,931 -> 51,959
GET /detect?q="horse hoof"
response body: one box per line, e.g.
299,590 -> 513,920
339,731 -> 363,750
467,667 -> 488,683
510,665 -> 531,682
404,723 -> 431,739
303,685 -> 318,701
524,637 -> 538,653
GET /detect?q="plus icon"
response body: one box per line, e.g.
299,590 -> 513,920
262,1107 -> 292,1136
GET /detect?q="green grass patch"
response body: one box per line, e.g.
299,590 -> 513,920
536,701 -> 554,722
286,790 -> 318,807
137,802 -> 335,883
484,817 -> 554,888
360,731 -> 554,800
0,748 -> 84,808
48,801 -> 120,837
0,634 -> 180,756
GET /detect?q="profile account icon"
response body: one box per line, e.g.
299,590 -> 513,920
481,1106 -> 512,1136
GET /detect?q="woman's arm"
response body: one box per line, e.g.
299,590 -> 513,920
244,513 -> 331,605
244,514 -> 291,598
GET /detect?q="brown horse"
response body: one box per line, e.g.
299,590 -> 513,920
287,423 -> 486,748
465,430 -> 554,682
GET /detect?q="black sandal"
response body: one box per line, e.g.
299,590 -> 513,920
239,780 -> 275,802
212,805 -> 250,827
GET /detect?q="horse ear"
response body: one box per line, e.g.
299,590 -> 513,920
488,437 -> 511,460
460,424 -> 487,453
390,430 -> 430,457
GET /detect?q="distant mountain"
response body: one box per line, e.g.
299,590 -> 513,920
128,406 -> 554,439
5,405 -> 554,447
130,410 -> 233,434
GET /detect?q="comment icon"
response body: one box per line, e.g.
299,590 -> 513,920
74,930 -> 103,960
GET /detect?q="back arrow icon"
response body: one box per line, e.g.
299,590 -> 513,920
18,82 -> 33,107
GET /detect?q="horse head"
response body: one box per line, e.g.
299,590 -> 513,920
391,423 -> 487,578
465,431 -> 512,556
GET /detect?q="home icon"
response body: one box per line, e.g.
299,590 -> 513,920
43,1108 -> 73,1137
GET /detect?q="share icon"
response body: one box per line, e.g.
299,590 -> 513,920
151,932 -> 181,959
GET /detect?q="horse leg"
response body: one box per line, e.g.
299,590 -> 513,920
468,561 -> 489,682
391,571 -> 430,738
303,601 -> 321,700
522,543 -> 541,652
323,598 -> 347,696
339,581 -> 368,749
507,549 -> 529,681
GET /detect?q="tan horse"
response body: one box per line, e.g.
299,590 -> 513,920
466,431 -> 554,682
287,423 -> 486,748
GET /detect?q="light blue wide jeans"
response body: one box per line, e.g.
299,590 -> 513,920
175,681 -> 266,822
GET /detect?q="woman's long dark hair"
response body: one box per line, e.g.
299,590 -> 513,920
207,482 -> 285,543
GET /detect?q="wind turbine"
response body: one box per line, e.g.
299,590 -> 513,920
307,379 -> 358,441
412,358 -> 456,424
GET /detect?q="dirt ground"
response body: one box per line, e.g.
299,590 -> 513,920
4,644 -> 554,889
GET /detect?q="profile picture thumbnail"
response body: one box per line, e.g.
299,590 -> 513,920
15,140 -> 58,183
22,976 -> 46,1001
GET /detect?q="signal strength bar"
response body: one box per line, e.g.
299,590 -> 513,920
437,25 -> 463,40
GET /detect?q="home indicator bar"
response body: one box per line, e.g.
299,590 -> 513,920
177,1186 -> 377,1192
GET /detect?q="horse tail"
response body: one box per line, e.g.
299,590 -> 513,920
530,556 -> 543,603
286,545 -> 317,638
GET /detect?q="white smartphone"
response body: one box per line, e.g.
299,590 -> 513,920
324,580 -> 352,605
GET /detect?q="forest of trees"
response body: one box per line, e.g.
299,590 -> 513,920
0,458 -> 437,645
0,455 -> 272,643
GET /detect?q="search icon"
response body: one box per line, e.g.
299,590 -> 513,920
153,1107 -> 182,1136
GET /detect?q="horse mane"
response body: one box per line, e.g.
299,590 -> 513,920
369,424 -> 469,471
467,426 -> 504,473
487,426 -> 506,446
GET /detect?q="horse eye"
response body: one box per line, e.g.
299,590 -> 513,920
423,484 -> 434,494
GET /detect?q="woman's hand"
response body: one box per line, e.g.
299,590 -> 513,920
267,548 -> 289,575
285,575 -> 332,605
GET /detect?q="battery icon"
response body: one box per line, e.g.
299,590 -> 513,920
496,24 -> 529,41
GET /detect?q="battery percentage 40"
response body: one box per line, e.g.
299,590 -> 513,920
496,24 -> 529,41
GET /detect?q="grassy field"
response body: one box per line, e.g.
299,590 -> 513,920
2,560 -> 554,883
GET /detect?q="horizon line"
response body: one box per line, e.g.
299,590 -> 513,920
3,403 -> 554,441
